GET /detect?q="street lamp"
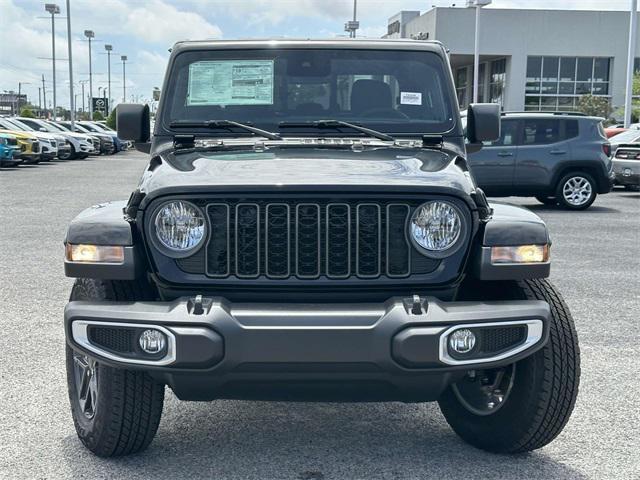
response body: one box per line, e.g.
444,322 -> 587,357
84,29 -> 95,119
45,3 -> 60,119
467,0 -> 492,104
104,44 -> 112,115
121,55 -> 128,103
79,79 -> 88,113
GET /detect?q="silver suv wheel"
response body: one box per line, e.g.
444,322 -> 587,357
562,175 -> 593,206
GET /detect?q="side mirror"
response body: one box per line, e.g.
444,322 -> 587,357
466,103 -> 500,144
117,104 -> 150,152
39,127 -> 47,132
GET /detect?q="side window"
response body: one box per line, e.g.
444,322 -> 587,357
564,120 -> 579,140
522,119 -> 560,145
483,120 -> 518,147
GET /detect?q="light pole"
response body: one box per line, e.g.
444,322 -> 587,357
45,4 -> 60,119
121,55 -> 128,103
625,0 -> 638,127
79,79 -> 88,113
17,82 -> 31,114
344,0 -> 359,38
468,0 -> 491,104
84,29 -> 95,119
42,75 -> 47,118
104,44 -> 113,115
65,0 -> 75,127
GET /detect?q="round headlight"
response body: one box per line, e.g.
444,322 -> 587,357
410,201 -> 462,255
154,201 -> 206,253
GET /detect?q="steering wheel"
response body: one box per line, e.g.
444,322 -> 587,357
358,108 -> 410,119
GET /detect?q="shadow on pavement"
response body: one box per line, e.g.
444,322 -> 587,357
60,400 -> 587,479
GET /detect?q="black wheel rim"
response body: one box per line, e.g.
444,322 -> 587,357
452,364 -> 516,416
73,352 -> 98,419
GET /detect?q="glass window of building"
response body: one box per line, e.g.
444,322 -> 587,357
525,56 -> 611,111
490,58 -> 506,105
456,67 -> 468,107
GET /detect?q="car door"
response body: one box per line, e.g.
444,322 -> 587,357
467,118 -> 519,193
515,118 -> 571,191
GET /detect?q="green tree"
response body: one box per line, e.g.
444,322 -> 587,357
92,111 -> 105,121
20,107 -> 35,118
577,94 -> 612,119
106,108 -> 117,130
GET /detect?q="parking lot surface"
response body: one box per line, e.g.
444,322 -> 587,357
1,152 -> 639,479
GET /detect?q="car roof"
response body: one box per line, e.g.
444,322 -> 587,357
170,38 -> 446,55
501,111 -> 604,122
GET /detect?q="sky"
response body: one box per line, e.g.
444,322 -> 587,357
0,0 -> 636,111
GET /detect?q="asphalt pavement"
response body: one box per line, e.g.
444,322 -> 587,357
0,151 -> 639,479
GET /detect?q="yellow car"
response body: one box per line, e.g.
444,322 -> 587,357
0,128 -> 41,164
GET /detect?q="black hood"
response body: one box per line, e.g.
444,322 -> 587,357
136,144 -> 476,209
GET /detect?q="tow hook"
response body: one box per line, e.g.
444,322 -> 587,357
187,295 -> 212,315
404,294 -> 427,315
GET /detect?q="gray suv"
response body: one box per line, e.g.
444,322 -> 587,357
468,112 -> 614,209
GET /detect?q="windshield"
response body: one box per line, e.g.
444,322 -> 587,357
62,122 -> 90,133
81,122 -> 103,132
611,129 -> 640,144
0,119 -> 24,131
162,48 -> 456,136
45,122 -> 68,133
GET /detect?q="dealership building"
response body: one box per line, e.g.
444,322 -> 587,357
384,8 -> 640,114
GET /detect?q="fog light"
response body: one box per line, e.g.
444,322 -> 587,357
448,329 -> 476,354
491,244 -> 549,264
65,244 -> 125,263
139,329 -> 166,354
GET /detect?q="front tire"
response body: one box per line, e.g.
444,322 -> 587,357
439,279 -> 580,453
66,278 -> 164,457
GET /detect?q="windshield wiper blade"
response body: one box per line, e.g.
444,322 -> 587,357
279,119 -> 395,142
169,119 -> 281,140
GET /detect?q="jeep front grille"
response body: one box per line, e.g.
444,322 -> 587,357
175,200 -> 439,280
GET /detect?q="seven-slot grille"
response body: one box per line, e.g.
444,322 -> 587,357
196,200 -> 423,280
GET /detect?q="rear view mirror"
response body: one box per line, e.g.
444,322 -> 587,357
117,104 -> 150,152
466,103 -> 500,144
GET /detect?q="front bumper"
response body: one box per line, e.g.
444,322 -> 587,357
65,296 -> 550,401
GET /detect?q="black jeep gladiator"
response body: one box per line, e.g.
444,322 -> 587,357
63,39 -> 580,457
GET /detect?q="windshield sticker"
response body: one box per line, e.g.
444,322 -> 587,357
400,92 -> 422,105
187,60 -> 274,106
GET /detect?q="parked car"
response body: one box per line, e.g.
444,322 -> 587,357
0,132 -> 22,167
0,117 -> 57,161
42,120 -> 95,159
78,121 -> 126,152
59,121 -> 115,155
0,121 -> 40,164
12,117 -> 70,160
612,146 -> 640,190
63,38 -> 579,457
608,128 -> 640,151
467,112 -> 614,209
604,126 -> 627,138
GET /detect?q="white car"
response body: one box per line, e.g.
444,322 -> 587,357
0,117 -> 59,161
31,119 -> 95,159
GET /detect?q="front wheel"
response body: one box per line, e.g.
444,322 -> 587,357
439,279 -> 580,453
556,172 -> 597,210
66,279 -> 164,457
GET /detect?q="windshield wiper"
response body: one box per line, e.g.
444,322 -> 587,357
278,120 -> 395,142
170,119 -> 281,140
